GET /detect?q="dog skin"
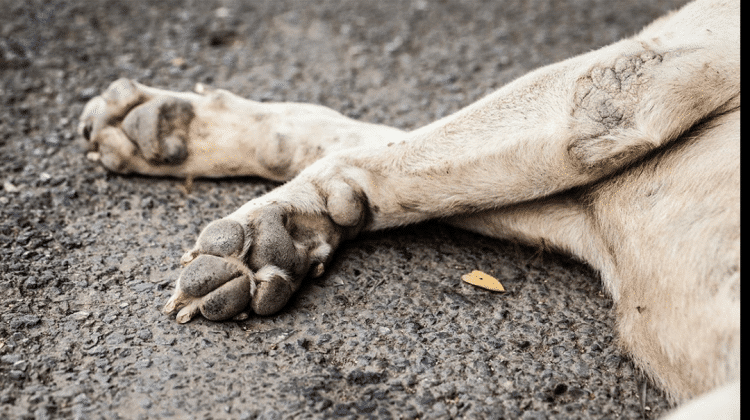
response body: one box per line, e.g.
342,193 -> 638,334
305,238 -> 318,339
79,0 -> 739,417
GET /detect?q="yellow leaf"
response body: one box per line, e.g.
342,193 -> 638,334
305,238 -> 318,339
461,270 -> 505,292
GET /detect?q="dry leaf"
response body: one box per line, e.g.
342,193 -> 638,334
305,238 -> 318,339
461,270 -> 505,292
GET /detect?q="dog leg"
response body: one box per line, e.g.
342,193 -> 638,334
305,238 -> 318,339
447,109 -> 740,406
79,79 -> 405,180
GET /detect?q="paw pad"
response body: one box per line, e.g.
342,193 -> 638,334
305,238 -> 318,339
199,276 -> 254,321
166,202 -> 345,322
179,254 -> 243,297
252,266 -> 294,316
196,219 -> 246,258
120,97 -> 192,164
163,254 -> 255,323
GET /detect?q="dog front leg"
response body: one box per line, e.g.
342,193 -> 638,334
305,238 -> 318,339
315,0 -> 740,229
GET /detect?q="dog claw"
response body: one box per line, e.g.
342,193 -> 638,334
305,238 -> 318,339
175,300 -> 201,324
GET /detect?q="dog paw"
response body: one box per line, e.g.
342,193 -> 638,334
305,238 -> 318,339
78,78 -> 197,173
163,200 -> 348,322
78,78 -> 275,178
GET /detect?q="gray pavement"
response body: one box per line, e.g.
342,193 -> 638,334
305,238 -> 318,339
1,0 -> 688,418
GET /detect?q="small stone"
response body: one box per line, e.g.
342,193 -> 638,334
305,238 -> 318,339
70,311 -> 91,321
3,181 -> 20,193
9,370 -> 25,380
155,337 -> 175,346
10,315 -> 40,329
87,345 -> 107,355
23,276 -> 40,289
1,354 -> 22,364
73,393 -> 91,406
135,359 -> 152,369
12,360 -> 28,371
137,329 -> 153,341
105,332 -> 127,345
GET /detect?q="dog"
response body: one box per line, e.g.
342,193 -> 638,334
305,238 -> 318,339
78,0 -> 739,417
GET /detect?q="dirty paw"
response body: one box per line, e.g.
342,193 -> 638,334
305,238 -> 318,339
164,207 -> 345,322
163,254 -> 255,323
78,78 -> 197,173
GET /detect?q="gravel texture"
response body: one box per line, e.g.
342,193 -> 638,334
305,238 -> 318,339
1,0 -> 687,418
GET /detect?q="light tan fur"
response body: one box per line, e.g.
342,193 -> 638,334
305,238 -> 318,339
79,0 -> 739,417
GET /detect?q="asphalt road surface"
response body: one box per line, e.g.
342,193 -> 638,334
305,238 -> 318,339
1,0 -> 688,418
